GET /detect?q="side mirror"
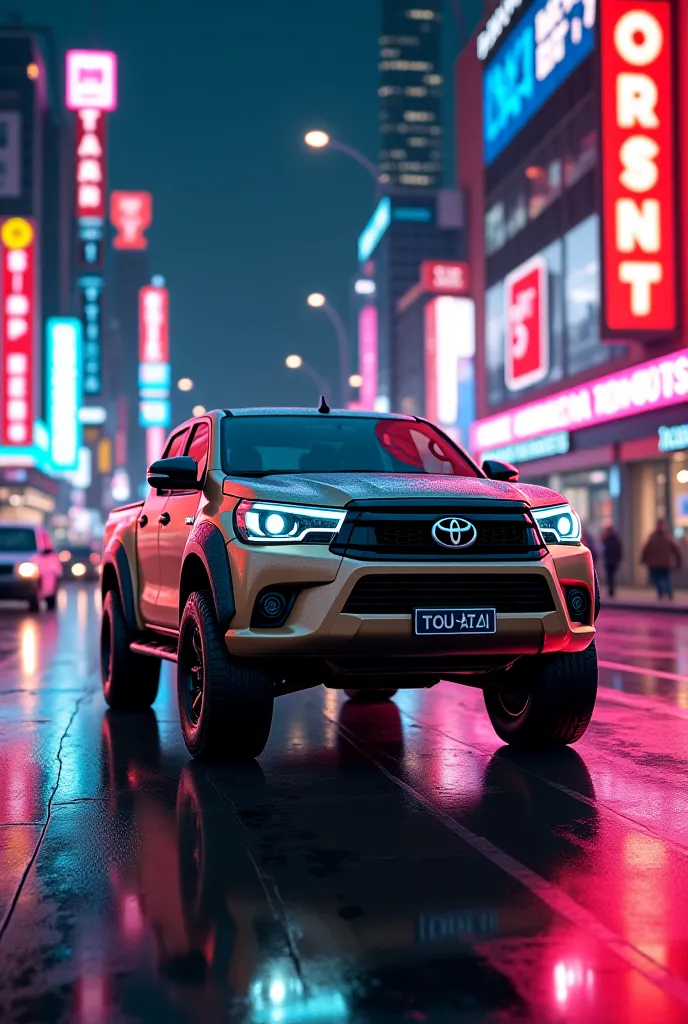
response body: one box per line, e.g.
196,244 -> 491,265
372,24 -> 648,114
482,458 -> 519,482
147,456 -> 200,491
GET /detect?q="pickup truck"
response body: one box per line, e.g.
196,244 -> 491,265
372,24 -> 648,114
100,407 -> 599,762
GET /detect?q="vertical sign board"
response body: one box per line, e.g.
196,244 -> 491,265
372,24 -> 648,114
46,318 -> 83,471
0,218 -> 36,446
600,0 -> 678,335
75,108 -> 106,221
425,296 -> 476,429
139,285 -> 171,433
358,305 -> 378,411
79,275 -> 104,395
110,192 -> 152,250
504,255 -> 549,392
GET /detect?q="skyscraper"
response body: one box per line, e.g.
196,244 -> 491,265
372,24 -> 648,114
378,1 -> 443,189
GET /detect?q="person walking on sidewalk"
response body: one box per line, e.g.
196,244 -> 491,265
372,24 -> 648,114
641,519 -> 682,600
601,523 -> 623,597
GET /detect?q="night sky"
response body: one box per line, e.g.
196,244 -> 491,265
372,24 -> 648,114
3,0 -> 480,421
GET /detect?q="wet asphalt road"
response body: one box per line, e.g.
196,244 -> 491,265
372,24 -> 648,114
2,589 -> 688,1021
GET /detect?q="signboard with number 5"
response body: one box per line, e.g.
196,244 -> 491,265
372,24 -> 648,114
504,255 -> 549,392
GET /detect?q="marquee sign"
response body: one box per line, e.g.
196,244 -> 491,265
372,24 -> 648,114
600,0 -> 678,336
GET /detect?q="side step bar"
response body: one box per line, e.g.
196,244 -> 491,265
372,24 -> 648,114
130,638 -> 178,663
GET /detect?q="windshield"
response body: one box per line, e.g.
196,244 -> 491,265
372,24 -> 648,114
221,416 -> 481,477
0,527 -> 37,553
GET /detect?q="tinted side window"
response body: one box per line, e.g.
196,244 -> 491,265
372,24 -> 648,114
186,422 -> 210,482
162,429 -> 188,460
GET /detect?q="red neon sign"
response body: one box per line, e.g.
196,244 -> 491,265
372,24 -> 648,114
76,108 -> 106,220
139,286 -> 169,363
600,0 -> 677,334
0,218 -> 35,446
504,256 -> 549,392
420,261 -> 470,295
110,192 -> 152,250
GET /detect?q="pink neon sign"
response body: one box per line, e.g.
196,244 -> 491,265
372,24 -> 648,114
358,305 -> 378,411
66,51 -> 118,111
471,348 -> 688,453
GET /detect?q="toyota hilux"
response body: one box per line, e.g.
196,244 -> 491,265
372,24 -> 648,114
100,408 -> 598,761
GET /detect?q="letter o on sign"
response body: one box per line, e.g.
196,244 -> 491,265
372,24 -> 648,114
614,11 -> 663,66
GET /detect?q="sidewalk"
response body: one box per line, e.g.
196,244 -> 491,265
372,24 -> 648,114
600,585 -> 688,614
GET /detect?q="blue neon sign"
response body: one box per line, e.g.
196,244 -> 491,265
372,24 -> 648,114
358,197 -> 391,263
46,318 -> 83,471
483,0 -> 595,164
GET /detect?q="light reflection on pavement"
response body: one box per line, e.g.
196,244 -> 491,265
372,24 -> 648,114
1,589 -> 688,1021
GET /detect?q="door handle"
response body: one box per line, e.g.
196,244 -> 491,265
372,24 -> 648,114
139,515 -> 148,527
159,512 -> 171,526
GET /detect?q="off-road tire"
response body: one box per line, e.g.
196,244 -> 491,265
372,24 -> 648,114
483,640 -> 598,747
177,590 -> 274,762
101,588 -> 160,710
344,688 -> 398,703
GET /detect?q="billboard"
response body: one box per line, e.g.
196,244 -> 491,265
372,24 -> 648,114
110,192 -> 152,250
75,108 -> 106,220
66,50 -> 118,111
139,286 -> 169,363
0,218 -> 36,446
504,255 -> 549,391
46,319 -> 83,471
600,0 -> 678,336
483,0 -> 596,164
472,346 -> 688,453
425,297 -> 475,428
420,261 -> 470,296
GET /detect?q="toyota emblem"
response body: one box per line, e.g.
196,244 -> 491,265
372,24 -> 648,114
431,517 -> 478,549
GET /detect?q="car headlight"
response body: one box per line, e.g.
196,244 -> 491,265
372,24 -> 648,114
17,561 -> 39,578
532,504 -> 582,545
235,501 -> 346,544
71,562 -> 87,577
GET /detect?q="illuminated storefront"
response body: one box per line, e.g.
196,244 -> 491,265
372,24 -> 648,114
460,0 -> 688,585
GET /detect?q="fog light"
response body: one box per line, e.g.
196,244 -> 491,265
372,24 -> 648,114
259,591 -> 287,620
566,586 -> 589,621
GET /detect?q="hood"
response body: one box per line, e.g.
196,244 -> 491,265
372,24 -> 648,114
223,472 -> 567,509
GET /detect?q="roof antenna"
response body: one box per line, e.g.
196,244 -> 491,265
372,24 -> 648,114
318,395 -> 330,414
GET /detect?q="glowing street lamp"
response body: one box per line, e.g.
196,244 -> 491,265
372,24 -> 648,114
285,354 -> 303,369
177,377 -> 193,392
304,130 -> 330,149
306,292 -> 326,309
192,404 -> 206,416
349,374 -> 363,389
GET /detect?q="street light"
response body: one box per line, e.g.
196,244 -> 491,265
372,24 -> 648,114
349,374 -> 363,389
192,404 -> 206,416
303,129 -> 381,192
306,293 -> 351,408
177,377 -> 193,392
285,354 -> 331,402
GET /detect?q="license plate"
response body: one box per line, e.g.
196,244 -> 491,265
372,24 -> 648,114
414,608 -> 497,635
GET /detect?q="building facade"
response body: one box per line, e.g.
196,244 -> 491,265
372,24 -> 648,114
379,0 -> 444,188
459,0 -> 688,587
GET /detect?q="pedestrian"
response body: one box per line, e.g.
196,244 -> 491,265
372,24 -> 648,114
601,523 -> 623,597
641,519 -> 682,600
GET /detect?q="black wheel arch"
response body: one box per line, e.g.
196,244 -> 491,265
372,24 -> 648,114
101,540 -> 138,632
179,521 -> 235,631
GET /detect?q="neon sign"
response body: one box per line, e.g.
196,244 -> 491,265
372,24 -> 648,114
110,192 -> 152,250
358,198 -> 391,263
504,255 -> 549,391
75,108 -> 106,220
472,347 -> 688,452
600,0 -> 677,335
0,218 -> 35,446
46,319 -> 83,471
66,51 -> 118,111
483,0 -> 596,164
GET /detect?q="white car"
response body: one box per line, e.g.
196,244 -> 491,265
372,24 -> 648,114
0,523 -> 62,611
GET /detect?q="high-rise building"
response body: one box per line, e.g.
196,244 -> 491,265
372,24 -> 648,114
378,1 -> 443,189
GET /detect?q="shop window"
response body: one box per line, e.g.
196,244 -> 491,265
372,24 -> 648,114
527,138 -> 563,221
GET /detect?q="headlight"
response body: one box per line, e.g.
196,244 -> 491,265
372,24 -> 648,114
235,501 -> 346,544
71,562 -> 87,577
17,561 -> 39,578
532,504 -> 582,545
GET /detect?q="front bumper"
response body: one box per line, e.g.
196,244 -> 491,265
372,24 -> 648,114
224,542 -> 595,664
